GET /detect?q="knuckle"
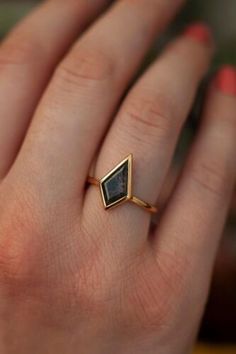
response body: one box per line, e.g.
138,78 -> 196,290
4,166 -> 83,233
74,266 -> 108,315
124,245 -> 202,334
0,187 -> 42,283
0,191 -> 110,321
190,160 -> 229,198
123,256 -> 179,333
55,46 -> 115,89
73,240 -> 118,313
127,270 -> 173,332
0,34 -> 41,69
121,93 -> 174,145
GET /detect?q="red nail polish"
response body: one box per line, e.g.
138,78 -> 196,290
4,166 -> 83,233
183,22 -> 213,46
214,66 -> 236,96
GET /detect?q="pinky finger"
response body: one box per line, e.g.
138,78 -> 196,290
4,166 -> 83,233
154,66 -> 236,280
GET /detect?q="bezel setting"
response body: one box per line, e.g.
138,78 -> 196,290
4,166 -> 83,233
100,154 -> 133,210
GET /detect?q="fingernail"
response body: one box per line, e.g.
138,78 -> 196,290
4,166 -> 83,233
214,66 -> 236,96
183,22 -> 213,46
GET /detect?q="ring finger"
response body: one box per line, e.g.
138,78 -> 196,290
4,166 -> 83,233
86,23 -> 214,238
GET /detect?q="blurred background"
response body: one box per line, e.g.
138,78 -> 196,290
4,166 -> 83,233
0,1 -> 235,353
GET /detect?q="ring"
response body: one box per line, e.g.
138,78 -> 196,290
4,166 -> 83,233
88,154 -> 158,214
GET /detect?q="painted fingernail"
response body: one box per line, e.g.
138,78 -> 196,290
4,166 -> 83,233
214,66 -> 236,96
183,22 -> 213,46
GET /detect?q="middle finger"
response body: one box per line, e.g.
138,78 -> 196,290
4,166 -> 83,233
11,0 -> 184,204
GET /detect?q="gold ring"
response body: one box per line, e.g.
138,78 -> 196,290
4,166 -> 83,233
87,154 -> 158,214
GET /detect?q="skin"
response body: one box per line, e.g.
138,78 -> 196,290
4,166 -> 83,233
0,0 -> 235,353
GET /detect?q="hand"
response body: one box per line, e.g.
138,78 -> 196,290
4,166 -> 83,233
0,1 -> 235,353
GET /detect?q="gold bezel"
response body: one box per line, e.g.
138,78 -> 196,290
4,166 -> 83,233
99,154 -> 133,210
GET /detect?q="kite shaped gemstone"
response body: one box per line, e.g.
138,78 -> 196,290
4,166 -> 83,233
100,155 -> 132,209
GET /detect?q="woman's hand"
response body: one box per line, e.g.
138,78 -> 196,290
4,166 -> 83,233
0,1 -> 235,353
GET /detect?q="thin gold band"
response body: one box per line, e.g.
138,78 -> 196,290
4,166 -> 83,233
88,176 -> 158,214
88,176 -> 100,186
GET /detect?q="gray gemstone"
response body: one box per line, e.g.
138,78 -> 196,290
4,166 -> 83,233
101,161 -> 129,207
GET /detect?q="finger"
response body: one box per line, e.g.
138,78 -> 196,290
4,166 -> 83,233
86,23 -> 213,236
12,0 -> 184,203
154,66 -> 236,292
0,0 -> 110,179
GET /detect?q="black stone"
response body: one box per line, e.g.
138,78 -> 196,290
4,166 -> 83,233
101,161 -> 129,207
